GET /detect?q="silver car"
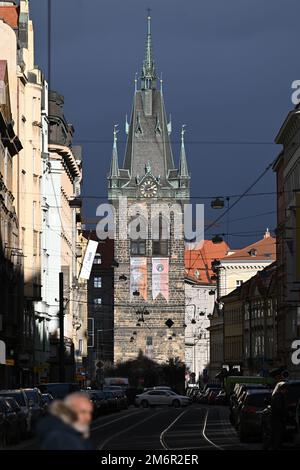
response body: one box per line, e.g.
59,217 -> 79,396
135,389 -> 191,408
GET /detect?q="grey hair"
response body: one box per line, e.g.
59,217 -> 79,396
64,392 -> 91,406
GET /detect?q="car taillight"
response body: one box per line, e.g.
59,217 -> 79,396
243,406 -> 257,414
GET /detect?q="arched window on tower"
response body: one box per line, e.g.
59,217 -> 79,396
152,214 -> 169,256
130,214 -> 147,256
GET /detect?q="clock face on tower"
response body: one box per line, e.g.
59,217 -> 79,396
139,178 -> 158,198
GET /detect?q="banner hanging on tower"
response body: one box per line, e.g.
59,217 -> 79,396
152,258 -> 169,301
130,257 -> 148,300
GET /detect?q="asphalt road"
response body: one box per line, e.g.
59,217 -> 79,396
10,404 -> 261,451
91,405 -> 261,451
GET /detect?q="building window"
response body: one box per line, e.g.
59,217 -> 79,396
78,339 -> 83,354
93,253 -> 102,264
94,276 -> 102,288
146,336 -> 153,346
32,148 -> 36,175
152,214 -> 169,256
94,298 -> 102,309
131,239 -> 146,255
32,201 -> 36,229
32,96 -> 37,122
87,318 -> 94,348
236,280 -> 243,287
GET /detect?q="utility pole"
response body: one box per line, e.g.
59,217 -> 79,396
59,272 -> 65,382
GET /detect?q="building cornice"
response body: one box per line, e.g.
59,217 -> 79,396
275,109 -> 300,146
49,143 -> 81,181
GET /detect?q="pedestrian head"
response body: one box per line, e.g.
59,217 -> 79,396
64,393 -> 93,435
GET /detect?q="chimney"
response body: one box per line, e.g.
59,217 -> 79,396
264,228 -> 271,239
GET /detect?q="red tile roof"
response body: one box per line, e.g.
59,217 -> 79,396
185,240 -> 229,284
0,5 -> 19,29
222,232 -> 276,262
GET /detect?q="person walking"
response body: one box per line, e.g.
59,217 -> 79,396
37,393 -> 93,450
270,382 -> 288,450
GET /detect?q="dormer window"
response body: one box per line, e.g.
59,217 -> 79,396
248,248 -> 257,257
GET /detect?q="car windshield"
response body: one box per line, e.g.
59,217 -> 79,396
0,399 -> 10,412
6,399 -> 20,411
0,392 -> 26,406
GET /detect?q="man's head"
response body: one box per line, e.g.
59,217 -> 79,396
64,393 -> 93,436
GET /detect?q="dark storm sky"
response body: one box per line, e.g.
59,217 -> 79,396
29,0 -> 299,248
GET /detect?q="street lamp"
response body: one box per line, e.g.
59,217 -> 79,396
211,197 -> 225,209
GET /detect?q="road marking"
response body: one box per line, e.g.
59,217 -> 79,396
92,408 -> 144,431
97,409 -> 165,450
202,409 -> 224,450
160,409 -> 189,450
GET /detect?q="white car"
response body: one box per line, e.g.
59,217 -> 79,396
135,389 -> 192,408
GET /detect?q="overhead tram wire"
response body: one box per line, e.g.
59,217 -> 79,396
187,161 -> 274,274
11,189 -> 279,199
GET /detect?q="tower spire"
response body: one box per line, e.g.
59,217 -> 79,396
109,124 -> 119,183
141,10 -> 157,90
179,125 -> 189,179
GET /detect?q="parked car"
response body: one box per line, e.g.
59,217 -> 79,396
41,393 -> 54,414
103,390 -> 119,413
0,402 -> 6,448
23,388 -> 44,430
37,383 -> 80,399
189,388 -> 201,402
202,383 -> 220,392
0,389 -> 32,434
207,388 -> 222,405
83,390 -> 109,417
135,389 -> 191,408
4,397 -> 28,439
0,397 -> 20,445
197,388 -> 216,404
229,384 -> 269,426
215,390 -> 227,405
103,386 -> 128,410
92,391 -> 110,415
236,389 -> 272,442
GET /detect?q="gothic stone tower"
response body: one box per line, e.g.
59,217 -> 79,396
108,14 -> 190,364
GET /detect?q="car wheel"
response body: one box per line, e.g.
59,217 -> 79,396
141,400 -> 149,408
172,399 -> 180,408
